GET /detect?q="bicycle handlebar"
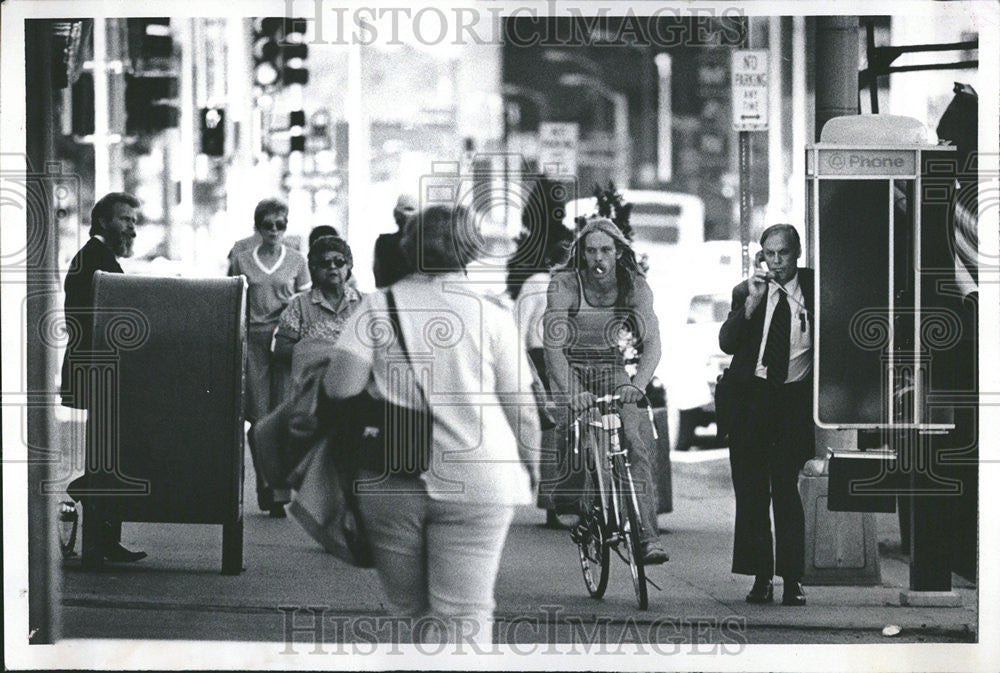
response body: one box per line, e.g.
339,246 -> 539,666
572,384 -> 659,441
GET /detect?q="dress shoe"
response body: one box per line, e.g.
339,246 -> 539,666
745,577 -> 774,604
640,542 -> 669,565
103,543 -> 147,563
782,581 -> 806,606
257,490 -> 273,512
269,503 -> 287,518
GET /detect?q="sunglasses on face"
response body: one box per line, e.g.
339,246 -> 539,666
260,222 -> 287,232
317,256 -> 348,269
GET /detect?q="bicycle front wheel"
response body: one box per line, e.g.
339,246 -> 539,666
617,460 -> 649,610
576,472 -> 610,598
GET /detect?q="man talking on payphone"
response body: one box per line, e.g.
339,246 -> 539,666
718,224 -> 814,606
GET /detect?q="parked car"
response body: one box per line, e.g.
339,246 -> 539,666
659,241 -> 760,450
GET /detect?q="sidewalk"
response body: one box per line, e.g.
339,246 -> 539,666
59,447 -> 977,644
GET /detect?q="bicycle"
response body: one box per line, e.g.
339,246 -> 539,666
569,386 -> 661,610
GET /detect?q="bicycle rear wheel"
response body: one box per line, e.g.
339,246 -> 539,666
575,473 -> 609,598
616,459 -> 648,610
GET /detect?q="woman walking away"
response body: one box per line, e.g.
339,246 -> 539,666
323,204 -> 541,645
228,197 -> 310,517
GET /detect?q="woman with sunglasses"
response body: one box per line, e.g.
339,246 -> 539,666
228,197 -> 310,516
273,235 -> 362,366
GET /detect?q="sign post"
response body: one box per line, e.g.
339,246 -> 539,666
732,47 -> 769,275
537,122 -> 579,176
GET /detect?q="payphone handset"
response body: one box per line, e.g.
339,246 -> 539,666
754,250 -> 775,282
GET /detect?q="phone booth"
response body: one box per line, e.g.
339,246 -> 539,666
807,114 -> 973,599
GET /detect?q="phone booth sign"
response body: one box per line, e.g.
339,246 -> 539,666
808,115 -> 958,431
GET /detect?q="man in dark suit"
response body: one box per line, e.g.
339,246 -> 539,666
719,224 -> 814,606
372,193 -> 417,288
61,192 -> 146,564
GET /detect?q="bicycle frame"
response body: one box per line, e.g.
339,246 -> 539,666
571,391 -> 651,609
575,405 -> 631,544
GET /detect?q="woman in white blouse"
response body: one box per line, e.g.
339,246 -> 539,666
323,204 -> 540,644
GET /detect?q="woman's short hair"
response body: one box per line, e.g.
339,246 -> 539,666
253,198 -> 288,230
90,192 -> 139,237
308,235 -> 353,280
308,225 -> 340,247
399,204 -> 478,274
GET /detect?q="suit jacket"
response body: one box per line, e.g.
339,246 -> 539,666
715,268 -> 814,437
60,238 -> 123,408
372,231 -> 411,288
719,267 -> 814,383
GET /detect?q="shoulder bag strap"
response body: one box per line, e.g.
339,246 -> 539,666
385,289 -> 430,410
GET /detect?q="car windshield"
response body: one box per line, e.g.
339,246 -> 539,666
687,294 -> 730,324
629,203 -> 683,244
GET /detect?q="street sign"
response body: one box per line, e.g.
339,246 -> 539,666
538,122 -> 578,176
731,49 -> 769,131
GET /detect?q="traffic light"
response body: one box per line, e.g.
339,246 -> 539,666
125,74 -> 180,134
289,109 -> 306,152
200,107 -> 226,156
125,19 -> 180,134
281,29 -> 309,86
252,17 -> 284,87
252,17 -> 309,89
71,71 -> 95,136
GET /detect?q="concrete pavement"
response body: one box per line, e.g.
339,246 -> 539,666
59,446 -> 977,645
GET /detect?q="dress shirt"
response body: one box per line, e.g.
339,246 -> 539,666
754,272 -> 812,382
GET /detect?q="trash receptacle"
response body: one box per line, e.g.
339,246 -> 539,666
800,458 -> 880,585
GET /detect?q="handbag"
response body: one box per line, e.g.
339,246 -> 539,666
345,289 -> 433,479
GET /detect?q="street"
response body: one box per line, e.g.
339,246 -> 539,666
60,447 -> 977,647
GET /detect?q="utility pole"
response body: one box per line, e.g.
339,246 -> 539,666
814,17 -> 859,142
737,17 -> 752,275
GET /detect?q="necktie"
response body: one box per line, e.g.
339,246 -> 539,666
762,291 -> 790,384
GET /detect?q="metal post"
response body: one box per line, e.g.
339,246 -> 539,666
25,19 -> 61,645
92,19 -> 111,197
767,17 -> 784,224
611,91 -> 630,189
814,16 -> 859,141
653,53 -> 672,184
738,17 -> 752,276
790,17 -> 807,238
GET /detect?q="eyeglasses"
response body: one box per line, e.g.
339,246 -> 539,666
259,222 -> 287,232
316,256 -> 348,269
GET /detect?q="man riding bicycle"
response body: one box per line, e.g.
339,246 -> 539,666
543,218 -> 669,565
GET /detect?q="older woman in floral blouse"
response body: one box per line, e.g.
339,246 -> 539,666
274,235 -> 363,365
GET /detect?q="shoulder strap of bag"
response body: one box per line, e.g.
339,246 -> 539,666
386,289 -> 430,410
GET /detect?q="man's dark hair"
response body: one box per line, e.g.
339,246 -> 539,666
308,225 -> 340,247
253,197 -> 288,230
506,222 -> 574,300
759,223 -> 801,252
90,192 -> 139,237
